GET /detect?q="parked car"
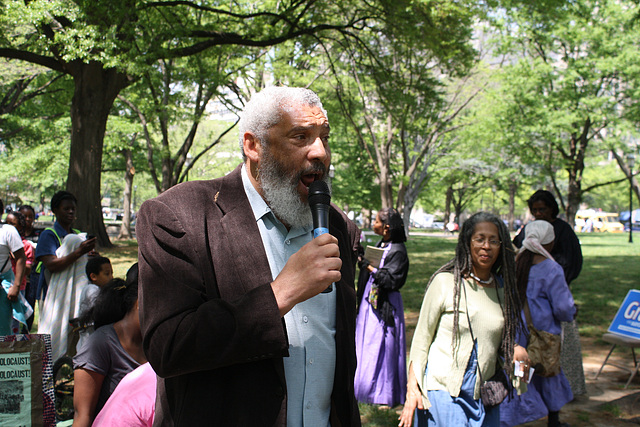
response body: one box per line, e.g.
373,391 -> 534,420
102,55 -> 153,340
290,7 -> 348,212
574,210 -> 624,233
430,221 -> 445,230
619,209 -> 640,232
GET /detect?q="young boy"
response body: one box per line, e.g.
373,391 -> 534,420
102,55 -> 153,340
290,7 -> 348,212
76,256 -> 113,351
84,257 -> 113,299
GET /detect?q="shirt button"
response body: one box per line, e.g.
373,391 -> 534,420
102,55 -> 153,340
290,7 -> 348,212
303,315 -> 309,323
285,239 -> 291,245
309,358 -> 314,365
306,402 -> 312,409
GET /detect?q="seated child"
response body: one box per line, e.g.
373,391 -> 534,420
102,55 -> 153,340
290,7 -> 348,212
76,256 -> 113,351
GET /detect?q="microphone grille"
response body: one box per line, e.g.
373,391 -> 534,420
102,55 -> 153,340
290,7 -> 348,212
308,180 -> 331,207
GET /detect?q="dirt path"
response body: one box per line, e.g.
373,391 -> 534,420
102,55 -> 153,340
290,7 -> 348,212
518,337 -> 640,426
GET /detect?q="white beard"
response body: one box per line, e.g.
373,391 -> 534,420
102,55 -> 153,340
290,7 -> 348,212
258,148 -> 330,229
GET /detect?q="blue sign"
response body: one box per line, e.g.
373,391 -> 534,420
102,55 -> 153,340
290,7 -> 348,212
608,289 -> 640,340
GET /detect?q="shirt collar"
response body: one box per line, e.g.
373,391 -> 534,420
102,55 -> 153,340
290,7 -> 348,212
241,163 -> 272,223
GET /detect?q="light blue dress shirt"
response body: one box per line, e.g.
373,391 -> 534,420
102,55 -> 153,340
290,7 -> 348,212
241,165 -> 336,427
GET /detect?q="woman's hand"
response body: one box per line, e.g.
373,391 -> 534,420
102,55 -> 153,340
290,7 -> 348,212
513,344 -> 532,382
78,237 -> 97,256
398,363 -> 423,427
6,283 -> 20,302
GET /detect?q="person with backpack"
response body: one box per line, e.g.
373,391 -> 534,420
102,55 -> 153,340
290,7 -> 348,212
35,191 -> 96,360
34,191 -> 96,302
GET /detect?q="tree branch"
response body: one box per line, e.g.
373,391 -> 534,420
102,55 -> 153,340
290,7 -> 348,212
0,49 -> 65,73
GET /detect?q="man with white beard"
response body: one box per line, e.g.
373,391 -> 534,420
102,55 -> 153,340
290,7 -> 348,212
136,87 -> 362,427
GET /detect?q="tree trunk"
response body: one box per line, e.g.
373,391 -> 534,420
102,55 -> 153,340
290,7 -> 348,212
66,61 -> 130,248
403,197 -> 416,239
377,114 -> 395,210
508,182 -> 516,231
566,175 -> 581,227
118,147 -> 135,240
361,208 -> 372,229
562,119 -> 590,227
444,185 -> 453,228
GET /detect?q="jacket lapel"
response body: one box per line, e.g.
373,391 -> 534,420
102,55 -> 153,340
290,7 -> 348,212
209,166 -> 273,300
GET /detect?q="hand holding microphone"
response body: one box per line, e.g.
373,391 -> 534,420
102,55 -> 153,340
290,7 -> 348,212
309,181 -> 333,293
270,180 -> 341,316
309,180 -> 331,238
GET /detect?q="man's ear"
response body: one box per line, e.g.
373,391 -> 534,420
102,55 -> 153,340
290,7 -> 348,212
243,132 -> 262,164
89,273 -> 97,283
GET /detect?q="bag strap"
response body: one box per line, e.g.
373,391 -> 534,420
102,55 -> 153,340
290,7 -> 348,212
523,299 -> 534,329
35,227 -> 82,273
0,257 -> 9,274
462,280 -> 484,384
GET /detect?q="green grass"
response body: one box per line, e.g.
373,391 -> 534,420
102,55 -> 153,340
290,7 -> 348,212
571,232 -> 640,337
358,403 -> 401,426
599,402 -> 622,417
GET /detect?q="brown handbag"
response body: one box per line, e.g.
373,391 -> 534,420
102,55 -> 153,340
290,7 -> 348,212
524,301 -> 562,377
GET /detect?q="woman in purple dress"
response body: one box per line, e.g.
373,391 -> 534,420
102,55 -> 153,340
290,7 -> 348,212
501,220 -> 576,427
354,208 -> 409,407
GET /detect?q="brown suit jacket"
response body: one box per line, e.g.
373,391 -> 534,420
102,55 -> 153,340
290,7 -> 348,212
137,165 -> 361,426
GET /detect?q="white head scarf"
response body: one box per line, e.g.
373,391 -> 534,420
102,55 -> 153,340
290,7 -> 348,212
520,220 -> 555,261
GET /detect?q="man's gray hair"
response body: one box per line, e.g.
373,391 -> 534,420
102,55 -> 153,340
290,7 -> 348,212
238,86 -> 328,158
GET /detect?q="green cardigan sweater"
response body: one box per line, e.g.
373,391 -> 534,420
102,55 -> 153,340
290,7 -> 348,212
409,272 -> 505,409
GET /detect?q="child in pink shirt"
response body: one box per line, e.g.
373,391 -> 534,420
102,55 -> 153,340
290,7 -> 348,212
92,362 -> 156,426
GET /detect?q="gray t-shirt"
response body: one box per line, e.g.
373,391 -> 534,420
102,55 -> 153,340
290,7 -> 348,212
73,323 -> 140,415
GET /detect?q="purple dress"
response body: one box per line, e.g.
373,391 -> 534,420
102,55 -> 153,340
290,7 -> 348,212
500,259 -> 576,426
354,240 -> 408,406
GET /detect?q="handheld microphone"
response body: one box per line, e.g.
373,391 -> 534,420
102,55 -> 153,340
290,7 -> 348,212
308,180 -> 333,293
308,180 -> 331,238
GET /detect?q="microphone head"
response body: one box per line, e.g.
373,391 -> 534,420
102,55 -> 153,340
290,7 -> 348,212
308,180 -> 331,207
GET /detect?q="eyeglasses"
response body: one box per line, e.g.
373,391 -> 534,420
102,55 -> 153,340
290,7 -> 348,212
471,237 -> 502,247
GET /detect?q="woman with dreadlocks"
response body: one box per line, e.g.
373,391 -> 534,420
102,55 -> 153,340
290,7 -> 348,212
399,212 -> 529,427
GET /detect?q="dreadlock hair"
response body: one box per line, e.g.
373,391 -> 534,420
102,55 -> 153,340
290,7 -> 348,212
425,211 -> 523,376
378,208 -> 407,243
515,249 -> 535,303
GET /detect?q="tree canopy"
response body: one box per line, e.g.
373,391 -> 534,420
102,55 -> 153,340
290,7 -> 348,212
2,0 -> 640,235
